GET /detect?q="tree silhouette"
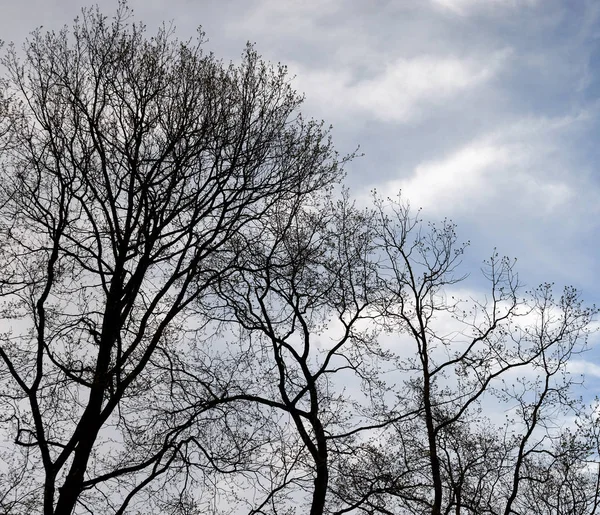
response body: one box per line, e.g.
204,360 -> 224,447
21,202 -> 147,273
0,4 -> 598,515
0,3 -> 345,513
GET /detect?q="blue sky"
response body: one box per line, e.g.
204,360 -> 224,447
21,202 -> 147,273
2,0 -> 600,379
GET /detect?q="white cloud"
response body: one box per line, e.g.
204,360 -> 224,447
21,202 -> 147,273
354,53 -> 506,122
228,0 -> 343,39
365,110 -> 586,217
387,141 -> 510,211
431,0 -> 539,16
567,359 -> 600,378
292,49 -> 511,123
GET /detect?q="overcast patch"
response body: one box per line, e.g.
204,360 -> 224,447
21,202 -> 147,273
290,49 -> 511,124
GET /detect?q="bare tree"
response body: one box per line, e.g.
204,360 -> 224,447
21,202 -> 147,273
202,193 -> 389,514
329,195 -> 597,515
0,3 -> 346,513
177,193 -> 598,515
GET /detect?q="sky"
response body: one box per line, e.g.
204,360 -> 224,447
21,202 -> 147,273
2,1 -> 600,381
